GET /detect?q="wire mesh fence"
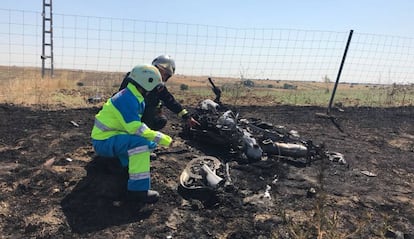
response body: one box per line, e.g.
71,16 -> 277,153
1,8 -> 414,84
0,9 -> 414,84
0,8 -> 413,106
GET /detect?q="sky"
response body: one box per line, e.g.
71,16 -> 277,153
1,1 -> 413,84
2,0 -> 414,37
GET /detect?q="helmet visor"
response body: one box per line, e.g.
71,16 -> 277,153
157,65 -> 173,81
158,61 -> 174,74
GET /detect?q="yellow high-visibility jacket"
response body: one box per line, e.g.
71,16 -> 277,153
91,83 -> 171,147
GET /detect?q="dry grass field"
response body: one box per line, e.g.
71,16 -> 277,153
0,66 -> 413,108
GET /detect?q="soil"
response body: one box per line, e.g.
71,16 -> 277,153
0,102 -> 413,239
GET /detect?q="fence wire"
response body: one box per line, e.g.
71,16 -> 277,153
0,8 -> 413,85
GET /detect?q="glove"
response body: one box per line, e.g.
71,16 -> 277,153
186,116 -> 200,128
180,110 -> 200,129
157,132 -> 172,147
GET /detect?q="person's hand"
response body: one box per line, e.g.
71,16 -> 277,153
186,117 -> 200,128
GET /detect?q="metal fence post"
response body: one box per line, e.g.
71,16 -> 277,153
41,0 -> 54,78
327,29 -> 353,114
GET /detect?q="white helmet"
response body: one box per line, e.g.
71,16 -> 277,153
152,55 -> 176,80
128,64 -> 162,91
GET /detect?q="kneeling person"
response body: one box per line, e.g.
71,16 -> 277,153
91,64 -> 172,204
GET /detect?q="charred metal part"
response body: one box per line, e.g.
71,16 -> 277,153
201,164 -> 223,188
241,129 -> 263,161
241,118 -> 327,163
198,109 -> 263,162
217,110 -> 237,128
200,99 -> 219,112
240,118 -> 295,143
189,108 -> 244,155
326,151 -> 346,164
179,156 -> 223,190
178,156 -> 230,202
224,163 -> 232,186
189,106 -> 327,164
186,78 -> 329,164
261,139 -> 308,158
208,77 -> 222,104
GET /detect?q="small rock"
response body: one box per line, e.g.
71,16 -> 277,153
307,187 -> 317,198
385,229 -> 404,239
112,201 -> 121,207
70,121 -> 79,127
361,170 -> 377,177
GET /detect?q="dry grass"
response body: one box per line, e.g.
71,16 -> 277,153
0,66 -> 413,108
0,66 -> 122,108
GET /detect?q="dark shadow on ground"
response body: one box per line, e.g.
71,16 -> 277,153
60,156 -> 152,234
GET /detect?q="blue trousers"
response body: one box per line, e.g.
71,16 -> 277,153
92,135 -> 157,191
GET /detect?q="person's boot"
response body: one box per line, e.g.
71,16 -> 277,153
127,190 -> 160,204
